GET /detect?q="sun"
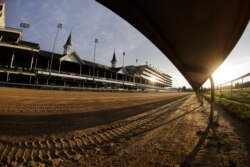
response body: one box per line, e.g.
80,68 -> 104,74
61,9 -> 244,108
149,76 -> 157,82
212,63 -> 235,86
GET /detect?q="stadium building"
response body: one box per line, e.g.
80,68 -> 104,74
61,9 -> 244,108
0,2 -> 172,90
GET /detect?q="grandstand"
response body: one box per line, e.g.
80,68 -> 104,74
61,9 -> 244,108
0,2 -> 172,90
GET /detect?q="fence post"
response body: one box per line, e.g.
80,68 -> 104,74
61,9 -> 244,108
230,81 -> 233,96
220,85 -> 222,104
241,77 -> 243,91
209,76 -> 215,124
200,86 -> 203,106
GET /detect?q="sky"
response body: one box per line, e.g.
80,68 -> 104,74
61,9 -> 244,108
4,0 -> 250,88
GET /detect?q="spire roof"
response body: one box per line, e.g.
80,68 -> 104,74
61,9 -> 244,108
65,33 -> 71,46
111,51 -> 117,62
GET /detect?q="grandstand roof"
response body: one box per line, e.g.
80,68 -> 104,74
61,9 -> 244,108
38,50 -> 63,59
112,67 -> 130,75
60,51 -> 85,65
19,41 -> 40,49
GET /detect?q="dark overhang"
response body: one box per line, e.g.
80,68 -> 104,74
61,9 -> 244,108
19,41 -> 40,49
97,0 -> 250,90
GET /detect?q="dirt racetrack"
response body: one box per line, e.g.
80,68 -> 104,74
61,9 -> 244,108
0,87 -> 249,167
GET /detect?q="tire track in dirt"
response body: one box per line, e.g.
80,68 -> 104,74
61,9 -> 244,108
0,95 -> 190,166
99,94 -> 203,167
0,95 -> 190,136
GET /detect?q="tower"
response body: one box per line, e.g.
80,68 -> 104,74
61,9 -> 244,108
0,2 -> 5,27
111,51 -> 117,68
63,33 -> 72,55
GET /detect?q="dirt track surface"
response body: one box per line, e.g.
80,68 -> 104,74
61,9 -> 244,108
0,88 -> 249,167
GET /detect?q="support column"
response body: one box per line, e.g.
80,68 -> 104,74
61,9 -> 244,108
104,71 -> 106,78
6,72 -> 9,82
200,87 -> 203,106
80,64 -> 82,75
29,76 -> 32,84
29,53 -> 34,70
10,51 -> 15,68
47,59 -> 50,70
34,56 -> 38,69
59,61 -> 62,73
209,76 -> 215,124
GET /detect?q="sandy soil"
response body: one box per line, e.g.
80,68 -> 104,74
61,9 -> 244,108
0,87 -> 249,167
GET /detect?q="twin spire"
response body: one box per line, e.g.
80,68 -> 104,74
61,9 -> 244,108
65,33 -> 71,46
111,51 -> 117,68
63,33 -> 72,55
63,33 -> 118,68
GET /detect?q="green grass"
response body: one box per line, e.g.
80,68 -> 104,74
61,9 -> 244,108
204,87 -> 250,124
214,87 -> 250,103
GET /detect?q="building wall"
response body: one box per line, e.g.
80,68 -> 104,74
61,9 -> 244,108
0,3 -> 5,27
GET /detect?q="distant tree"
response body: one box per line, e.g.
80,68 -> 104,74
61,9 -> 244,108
235,82 -> 240,88
182,86 -> 186,91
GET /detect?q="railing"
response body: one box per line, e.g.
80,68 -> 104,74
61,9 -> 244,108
0,67 -> 169,90
36,68 -> 170,88
203,72 -> 250,123
0,82 -> 169,93
215,72 -> 250,97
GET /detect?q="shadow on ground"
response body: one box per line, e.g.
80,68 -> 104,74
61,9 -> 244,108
0,95 -> 189,135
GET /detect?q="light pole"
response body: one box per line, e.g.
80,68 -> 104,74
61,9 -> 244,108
49,23 -> 62,76
122,52 -> 125,84
123,52 -> 125,67
20,22 -> 30,40
93,38 -> 98,79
